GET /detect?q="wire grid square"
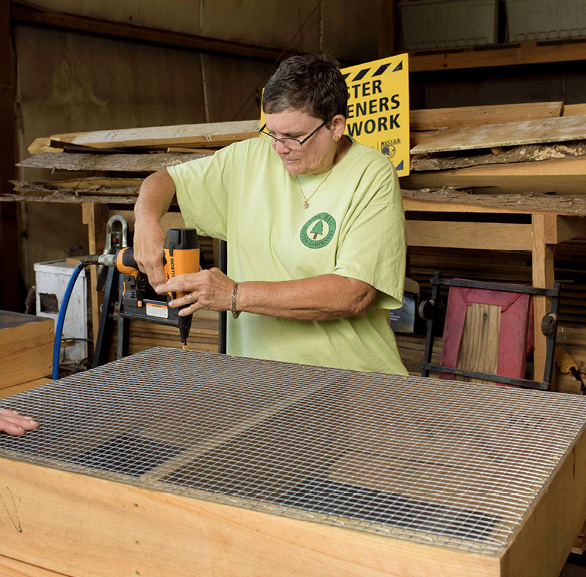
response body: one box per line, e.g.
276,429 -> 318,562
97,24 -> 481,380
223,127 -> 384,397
1,347 -> 586,556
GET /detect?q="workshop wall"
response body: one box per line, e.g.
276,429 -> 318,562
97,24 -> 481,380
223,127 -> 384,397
14,0 -> 379,290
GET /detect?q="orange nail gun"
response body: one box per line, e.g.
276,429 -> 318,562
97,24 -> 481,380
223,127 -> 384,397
85,228 -> 200,349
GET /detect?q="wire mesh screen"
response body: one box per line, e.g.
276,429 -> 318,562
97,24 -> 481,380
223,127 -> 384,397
1,347 -> 586,556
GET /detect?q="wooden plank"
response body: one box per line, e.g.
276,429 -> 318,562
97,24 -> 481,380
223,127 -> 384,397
408,38 -> 586,72
571,520 -> 586,554
49,120 -> 260,150
81,203 -> 109,347
410,102 -> 563,132
0,0 -> 19,311
531,214 -> 556,385
0,377 -> 53,401
10,3 -> 297,62
406,221 -> 533,251
0,312 -> 53,389
457,303 -> 501,385
411,141 -> 586,172
17,152 -> 206,173
565,104 -> 586,117
410,115 -> 586,155
414,155 -> 586,177
0,554 -> 69,577
401,190 -> 586,217
0,458 -> 501,577
13,183 -> 140,198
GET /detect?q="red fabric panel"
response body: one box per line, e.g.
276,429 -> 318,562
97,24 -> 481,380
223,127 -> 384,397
439,284 -> 533,383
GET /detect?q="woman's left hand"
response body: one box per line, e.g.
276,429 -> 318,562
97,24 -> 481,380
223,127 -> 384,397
155,268 -> 235,315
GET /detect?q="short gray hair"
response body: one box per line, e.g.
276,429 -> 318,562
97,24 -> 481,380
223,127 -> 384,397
262,53 -> 348,123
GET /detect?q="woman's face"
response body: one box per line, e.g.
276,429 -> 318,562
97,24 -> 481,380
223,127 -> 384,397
264,109 -> 345,175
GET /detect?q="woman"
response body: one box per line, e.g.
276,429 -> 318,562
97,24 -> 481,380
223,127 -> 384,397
134,53 -> 407,374
0,408 -> 38,436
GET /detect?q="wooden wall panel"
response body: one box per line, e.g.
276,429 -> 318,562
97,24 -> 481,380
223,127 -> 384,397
14,25 -> 208,287
201,54 -> 272,122
21,0 -> 203,36
321,0 -> 379,62
200,0 -> 321,52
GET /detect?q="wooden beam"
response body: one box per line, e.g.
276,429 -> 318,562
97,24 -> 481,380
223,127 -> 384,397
0,0 -> 19,311
531,214 -> 556,385
409,39 -> 586,72
378,0 -> 395,58
406,221 -> 533,251
9,2 -> 297,62
81,203 -> 109,347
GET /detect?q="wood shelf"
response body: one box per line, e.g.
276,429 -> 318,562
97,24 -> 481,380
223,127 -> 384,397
406,38 -> 586,72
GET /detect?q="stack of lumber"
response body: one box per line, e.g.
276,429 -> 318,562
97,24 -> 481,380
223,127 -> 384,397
10,119 -> 260,204
401,102 -> 586,389
9,120 -> 260,358
406,102 -> 586,196
0,312 -> 53,399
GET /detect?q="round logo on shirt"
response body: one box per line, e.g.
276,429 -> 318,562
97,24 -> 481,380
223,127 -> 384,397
300,213 -> 336,249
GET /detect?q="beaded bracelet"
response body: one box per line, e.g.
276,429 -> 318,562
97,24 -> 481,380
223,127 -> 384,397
231,282 -> 241,319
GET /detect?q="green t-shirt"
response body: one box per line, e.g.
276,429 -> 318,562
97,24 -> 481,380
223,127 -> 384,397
168,137 -> 407,374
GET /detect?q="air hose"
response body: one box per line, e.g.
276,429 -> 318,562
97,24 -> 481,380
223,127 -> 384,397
52,261 -> 86,380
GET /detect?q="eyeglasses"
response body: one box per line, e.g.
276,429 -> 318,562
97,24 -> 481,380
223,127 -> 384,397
259,121 -> 327,150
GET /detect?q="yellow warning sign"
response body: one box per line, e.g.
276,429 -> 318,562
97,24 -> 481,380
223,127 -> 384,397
342,54 -> 410,176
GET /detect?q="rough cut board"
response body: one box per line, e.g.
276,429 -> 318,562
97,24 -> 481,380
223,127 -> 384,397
1,348 -> 586,577
411,141 -> 586,172
401,189 -> 586,217
410,115 -> 586,155
17,152 -> 205,173
49,120 -> 260,149
410,102 -> 563,132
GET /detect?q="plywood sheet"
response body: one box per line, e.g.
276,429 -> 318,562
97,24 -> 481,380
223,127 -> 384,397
411,115 -> 586,155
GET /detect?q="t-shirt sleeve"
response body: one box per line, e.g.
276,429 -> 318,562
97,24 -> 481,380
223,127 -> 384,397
167,146 -> 236,241
333,162 -> 406,310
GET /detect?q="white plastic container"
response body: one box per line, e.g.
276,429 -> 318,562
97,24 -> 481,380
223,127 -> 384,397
34,260 -> 88,364
399,0 -> 499,50
506,0 -> 586,42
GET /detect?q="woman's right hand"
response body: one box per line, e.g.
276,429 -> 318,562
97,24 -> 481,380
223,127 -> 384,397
133,169 -> 177,289
133,219 -> 167,288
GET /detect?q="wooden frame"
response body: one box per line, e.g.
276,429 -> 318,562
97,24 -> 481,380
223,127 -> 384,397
1,364 -> 586,577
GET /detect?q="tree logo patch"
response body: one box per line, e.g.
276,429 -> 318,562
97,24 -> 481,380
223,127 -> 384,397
300,213 -> 336,249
